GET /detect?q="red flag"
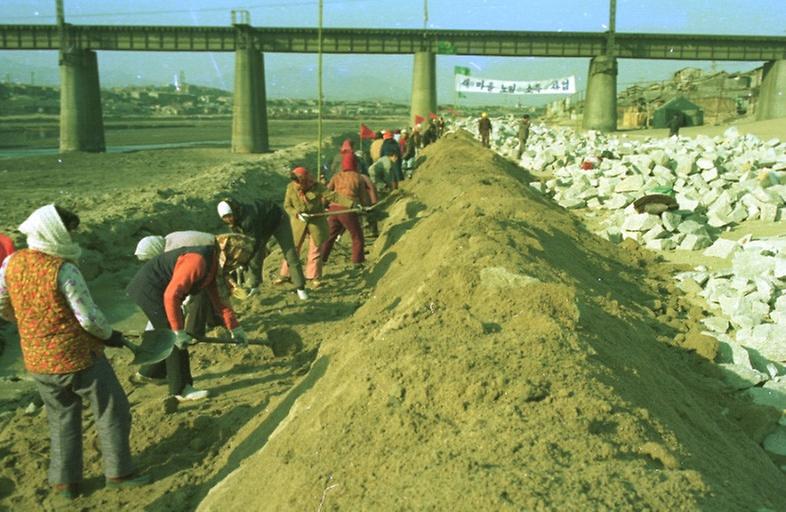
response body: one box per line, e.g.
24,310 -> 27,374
414,114 -> 425,125
429,112 -> 438,120
359,123 -> 376,140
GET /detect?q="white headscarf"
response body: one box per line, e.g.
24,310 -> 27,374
134,236 -> 166,261
18,204 -> 82,261
217,201 -> 233,217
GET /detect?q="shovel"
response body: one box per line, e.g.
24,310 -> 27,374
125,330 -> 274,365
121,336 -> 173,366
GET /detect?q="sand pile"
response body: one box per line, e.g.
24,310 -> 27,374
198,131 -> 786,511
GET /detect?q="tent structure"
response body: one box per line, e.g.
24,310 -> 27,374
651,96 -> 704,128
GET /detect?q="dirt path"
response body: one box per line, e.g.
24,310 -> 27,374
0,137 -> 372,510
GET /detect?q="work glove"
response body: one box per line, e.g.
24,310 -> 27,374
232,286 -> 258,301
104,330 -> 125,348
297,212 -> 311,222
231,327 -> 249,347
174,330 -> 194,350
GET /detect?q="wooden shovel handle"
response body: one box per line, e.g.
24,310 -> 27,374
196,336 -> 269,346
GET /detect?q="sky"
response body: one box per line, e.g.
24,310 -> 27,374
1,0 -> 785,106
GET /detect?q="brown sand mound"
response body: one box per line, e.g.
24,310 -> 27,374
199,131 -> 786,511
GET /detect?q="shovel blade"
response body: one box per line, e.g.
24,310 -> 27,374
123,330 -> 176,366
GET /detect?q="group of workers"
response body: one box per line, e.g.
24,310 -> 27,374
0,117 -> 447,501
478,112 -> 531,158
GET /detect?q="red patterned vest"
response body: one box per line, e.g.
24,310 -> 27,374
5,249 -> 104,374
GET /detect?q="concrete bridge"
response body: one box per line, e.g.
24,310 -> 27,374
2,22 -> 785,153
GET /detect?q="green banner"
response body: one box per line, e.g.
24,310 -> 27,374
437,41 -> 456,55
454,66 -> 470,98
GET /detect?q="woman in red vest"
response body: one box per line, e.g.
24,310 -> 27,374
0,204 -> 149,499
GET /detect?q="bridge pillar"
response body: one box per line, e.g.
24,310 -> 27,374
232,46 -> 269,153
410,51 -> 437,126
59,49 -> 105,152
582,55 -> 617,132
757,60 -> 786,121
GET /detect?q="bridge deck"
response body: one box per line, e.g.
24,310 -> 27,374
1,24 -> 785,61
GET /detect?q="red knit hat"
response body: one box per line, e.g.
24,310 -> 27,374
292,166 -> 309,178
340,139 -> 354,153
342,152 -> 357,171
383,131 -> 393,140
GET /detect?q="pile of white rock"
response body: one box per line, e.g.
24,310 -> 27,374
675,236 -> 786,457
676,237 -> 786,387
452,117 -> 786,253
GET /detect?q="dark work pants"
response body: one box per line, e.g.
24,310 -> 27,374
249,211 -> 307,290
517,137 -> 528,159
32,356 -> 134,484
136,294 -> 202,396
320,204 -> 365,264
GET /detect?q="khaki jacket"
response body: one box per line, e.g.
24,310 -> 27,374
283,182 -> 352,246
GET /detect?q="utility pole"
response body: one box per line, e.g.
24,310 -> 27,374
316,0 -> 324,181
56,0 -> 65,26
56,0 -> 65,55
607,0 -> 616,58
423,0 -> 428,29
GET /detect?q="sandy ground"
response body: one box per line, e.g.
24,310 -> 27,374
0,136 -> 370,510
0,117 -> 785,511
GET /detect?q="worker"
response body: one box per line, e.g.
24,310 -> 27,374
0,204 -> 149,499
398,129 -> 409,155
321,151 -> 371,266
437,116 -> 447,138
217,197 -> 309,301
0,233 -> 14,265
329,139 -> 356,177
280,166 -> 353,288
517,114 -> 531,159
369,152 -> 399,193
356,156 -> 380,237
411,124 -> 423,150
478,112 -> 492,148
131,231 -> 230,386
421,119 -> 437,147
380,130 -> 403,181
401,129 -> 417,178
126,233 -> 253,402
369,131 -> 385,163
668,112 -> 682,137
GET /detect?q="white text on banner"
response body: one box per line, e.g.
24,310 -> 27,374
455,74 -> 576,95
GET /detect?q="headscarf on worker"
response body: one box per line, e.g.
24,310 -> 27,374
18,204 -> 81,261
291,166 -> 316,196
217,200 -> 234,218
340,139 -> 354,154
134,236 -> 166,261
215,233 -> 255,271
